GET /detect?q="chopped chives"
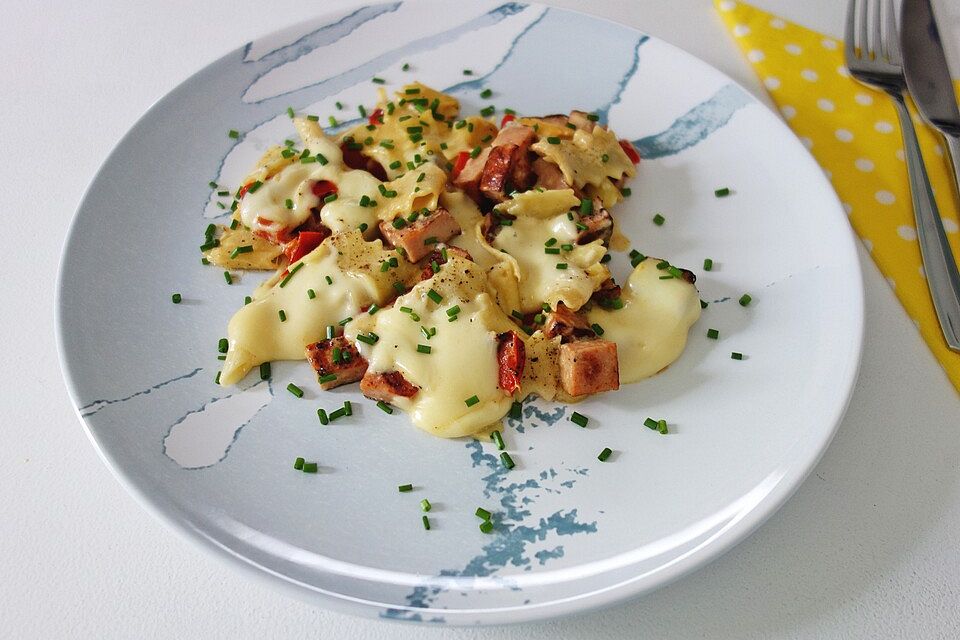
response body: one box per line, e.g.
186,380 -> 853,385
621,187 -> 632,197
171,293 -> 182,304
221,269 -> 231,284
544,247 -> 561,255
302,461 -> 318,473
368,304 -> 380,315
714,187 -> 731,197
402,62 -> 410,71
431,260 -> 439,273
247,181 -> 263,193
338,316 -> 353,326
500,452 -> 515,469
653,213 -> 665,226
416,344 -> 432,354
356,333 -> 377,345
707,328 -> 719,339
318,373 -> 337,384
561,244 -> 573,251
580,199 -> 593,215
200,239 -> 219,252
230,244 -> 253,259
644,417 -> 659,430
359,223 -> 369,232
509,401 -> 522,420
546,136 -> 561,145
377,401 -> 394,414
480,105 -> 495,117
598,447 -> 613,462
358,104 -> 367,117
294,457 -> 304,470
491,430 -> 505,450
326,325 -> 335,339
420,326 -> 432,340
731,352 -> 744,360
307,289 -> 316,299
217,355 -> 226,361
511,310 -> 524,321
703,258 -> 714,271
533,314 -> 545,324
371,77 -> 385,84
315,152 -> 328,166
555,263 -> 568,270
328,407 -> 347,421
479,520 -> 494,534
570,412 -> 588,428
208,181 -> 218,189
278,262 -> 305,288
420,499 -> 431,512
480,88 -> 493,98
398,483 -> 413,492
701,299 -> 709,309
656,260 -> 669,270
328,116 -> 338,127
422,515 -> 431,530
464,395 -> 480,407
463,69 -> 473,75
324,193 -> 338,203
400,306 -> 413,314
214,371 -> 221,384
218,338 -> 228,353
470,145 -> 482,158
228,129 -> 239,139
285,198 -> 294,209
317,408 -> 329,425
739,294 -> 752,306
278,309 -> 286,322
658,419 -> 668,434
335,101 -> 343,110
287,383 -> 303,398
259,362 -> 271,380
475,507 -> 491,520
545,238 -> 558,247
306,114 -> 319,122
427,289 -> 442,304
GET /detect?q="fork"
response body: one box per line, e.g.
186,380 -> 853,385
845,0 -> 960,352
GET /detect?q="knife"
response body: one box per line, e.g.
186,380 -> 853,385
900,0 -> 960,199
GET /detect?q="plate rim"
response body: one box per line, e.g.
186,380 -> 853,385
55,0 -> 866,624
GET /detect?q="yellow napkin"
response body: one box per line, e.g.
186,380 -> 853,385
716,0 -> 960,392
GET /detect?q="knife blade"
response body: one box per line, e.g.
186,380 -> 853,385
900,0 -> 960,136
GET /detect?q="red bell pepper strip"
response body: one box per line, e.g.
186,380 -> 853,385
497,331 -> 525,395
500,113 -> 516,128
368,108 -> 384,126
311,180 -> 338,199
283,230 -> 328,264
619,139 -> 641,164
451,151 -> 471,180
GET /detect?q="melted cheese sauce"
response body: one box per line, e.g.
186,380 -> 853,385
587,259 -> 702,383
347,257 -> 515,437
492,213 -> 607,313
220,231 -> 414,385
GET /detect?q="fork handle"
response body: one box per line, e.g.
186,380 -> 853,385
890,92 -> 960,352
945,134 -> 960,205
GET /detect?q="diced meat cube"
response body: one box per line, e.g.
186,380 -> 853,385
532,157 -> 570,191
497,331 -> 525,395
305,337 -> 369,390
509,145 -> 533,192
360,370 -> 420,403
543,303 -> 596,342
339,142 -> 387,180
419,245 -> 474,280
559,339 -> 620,396
493,123 -> 536,149
453,147 -> 491,200
577,202 -> 613,245
479,144 -> 519,203
379,207 -> 461,262
537,114 -> 570,128
568,110 -> 596,132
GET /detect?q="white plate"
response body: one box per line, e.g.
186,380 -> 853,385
56,1 -> 864,625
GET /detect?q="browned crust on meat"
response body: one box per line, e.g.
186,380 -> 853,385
359,370 -> 420,402
419,245 -> 473,280
453,147 -> 491,201
479,144 -> 519,202
379,207 -> 462,263
558,339 -> 620,396
305,337 -> 369,390
543,303 -> 596,343
577,202 -> 613,245
532,157 -> 570,191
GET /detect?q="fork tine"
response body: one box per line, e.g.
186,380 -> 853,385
883,0 -> 900,64
858,0 -> 870,58
844,0 -> 858,62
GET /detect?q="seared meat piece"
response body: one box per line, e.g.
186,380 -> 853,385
360,371 -> 420,403
379,207 -> 461,263
543,303 -> 596,343
558,339 -> 620,396
532,157 -> 570,191
479,143 -> 521,202
453,147 -> 491,200
577,202 -> 613,245
590,279 -> 622,306
305,337 -> 369,390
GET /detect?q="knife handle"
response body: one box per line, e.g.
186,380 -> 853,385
890,92 -> 960,352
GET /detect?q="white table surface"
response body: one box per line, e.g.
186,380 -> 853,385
3,0 -> 960,637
